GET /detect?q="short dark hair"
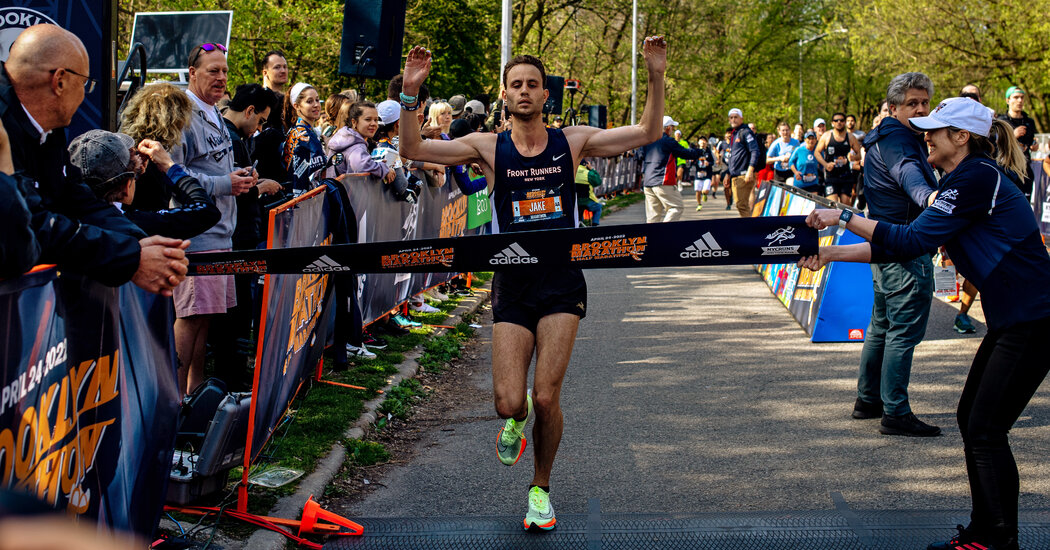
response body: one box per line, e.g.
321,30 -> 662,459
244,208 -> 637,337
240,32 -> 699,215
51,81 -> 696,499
832,111 -> 846,120
387,74 -> 430,103
228,83 -> 277,114
846,114 -> 857,120
263,50 -> 286,69
502,55 -> 547,89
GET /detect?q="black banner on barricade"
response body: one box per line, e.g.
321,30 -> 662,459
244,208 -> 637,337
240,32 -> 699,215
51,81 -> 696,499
247,188 -> 336,464
188,216 -> 818,275
339,172 -> 471,324
0,268 -> 180,536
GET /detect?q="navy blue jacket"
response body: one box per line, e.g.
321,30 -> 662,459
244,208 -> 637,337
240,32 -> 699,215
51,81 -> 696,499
0,64 -> 145,286
861,117 -> 936,224
872,154 -> 1050,331
641,133 -> 704,187
0,172 -> 39,278
728,124 -> 761,177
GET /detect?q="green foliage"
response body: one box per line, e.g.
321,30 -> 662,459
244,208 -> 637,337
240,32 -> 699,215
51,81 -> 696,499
344,439 -> 391,466
417,333 -> 462,373
377,378 -> 424,419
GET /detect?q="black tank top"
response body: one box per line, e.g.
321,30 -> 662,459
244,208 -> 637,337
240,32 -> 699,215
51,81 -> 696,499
823,132 -> 853,181
492,128 -> 577,233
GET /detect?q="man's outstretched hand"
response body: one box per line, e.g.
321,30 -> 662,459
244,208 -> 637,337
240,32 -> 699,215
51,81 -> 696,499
642,36 -> 667,75
402,46 -> 432,96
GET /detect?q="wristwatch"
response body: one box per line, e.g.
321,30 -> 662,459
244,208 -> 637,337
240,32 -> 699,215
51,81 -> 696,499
837,209 -> 853,234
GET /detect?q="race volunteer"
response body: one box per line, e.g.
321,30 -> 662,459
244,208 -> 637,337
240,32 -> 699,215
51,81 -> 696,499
398,37 -> 669,531
799,97 -> 1050,550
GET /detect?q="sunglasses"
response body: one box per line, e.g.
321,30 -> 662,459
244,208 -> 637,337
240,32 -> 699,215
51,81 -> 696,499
189,43 -> 228,67
832,118 -> 845,122
51,68 -> 96,94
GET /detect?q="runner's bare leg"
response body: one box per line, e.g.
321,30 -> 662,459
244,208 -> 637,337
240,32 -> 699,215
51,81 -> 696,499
530,312 -> 579,487
492,322 -> 535,422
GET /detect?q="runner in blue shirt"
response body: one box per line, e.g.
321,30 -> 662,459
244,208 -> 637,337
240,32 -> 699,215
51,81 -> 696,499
788,131 -> 821,192
766,122 -> 799,183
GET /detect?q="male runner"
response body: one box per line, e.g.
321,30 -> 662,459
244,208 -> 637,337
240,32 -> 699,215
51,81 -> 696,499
815,111 -> 861,204
398,37 -> 668,530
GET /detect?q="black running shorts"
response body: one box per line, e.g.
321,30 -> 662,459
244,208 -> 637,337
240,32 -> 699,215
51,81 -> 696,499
492,268 -> 587,333
824,177 -> 854,197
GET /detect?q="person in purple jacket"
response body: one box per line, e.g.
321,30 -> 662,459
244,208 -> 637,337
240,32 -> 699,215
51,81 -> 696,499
799,97 -> 1050,550
326,101 -> 395,184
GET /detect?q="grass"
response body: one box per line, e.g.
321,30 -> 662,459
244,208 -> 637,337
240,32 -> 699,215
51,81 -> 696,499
603,190 -> 645,210
163,274 -> 491,545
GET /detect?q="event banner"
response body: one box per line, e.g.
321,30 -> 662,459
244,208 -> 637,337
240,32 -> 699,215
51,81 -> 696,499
342,172 -> 471,323
187,216 -> 819,275
754,181 -> 874,342
248,189 -> 336,462
0,268 -> 181,536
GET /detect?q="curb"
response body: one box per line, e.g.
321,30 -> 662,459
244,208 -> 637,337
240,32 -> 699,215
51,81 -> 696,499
238,282 -> 492,550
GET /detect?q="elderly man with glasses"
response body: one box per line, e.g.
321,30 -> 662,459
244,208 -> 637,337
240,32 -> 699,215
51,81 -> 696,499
0,24 -> 190,294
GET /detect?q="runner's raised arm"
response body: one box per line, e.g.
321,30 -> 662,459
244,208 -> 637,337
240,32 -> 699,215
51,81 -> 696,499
398,47 -> 488,168
565,36 -> 667,159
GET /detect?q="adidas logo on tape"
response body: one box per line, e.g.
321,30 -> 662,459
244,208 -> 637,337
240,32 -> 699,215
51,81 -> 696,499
304,255 -> 351,272
681,232 -> 729,258
490,243 -> 539,265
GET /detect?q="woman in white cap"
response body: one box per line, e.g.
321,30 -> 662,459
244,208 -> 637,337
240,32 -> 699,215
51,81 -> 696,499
282,82 -> 327,190
799,97 -> 1049,550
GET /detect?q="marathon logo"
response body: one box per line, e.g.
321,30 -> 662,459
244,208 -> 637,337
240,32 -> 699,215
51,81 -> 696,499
304,255 -> 351,272
0,9 -> 58,63
490,243 -> 538,265
761,226 -> 800,256
681,232 -> 728,258
571,236 -> 647,262
381,247 -> 455,269
194,260 -> 268,274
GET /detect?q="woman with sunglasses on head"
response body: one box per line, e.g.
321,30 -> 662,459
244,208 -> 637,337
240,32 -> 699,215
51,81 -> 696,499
800,97 -> 1050,550
282,82 -> 327,191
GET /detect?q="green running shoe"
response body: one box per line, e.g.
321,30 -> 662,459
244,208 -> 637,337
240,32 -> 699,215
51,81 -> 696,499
496,392 -> 532,466
524,486 -> 556,530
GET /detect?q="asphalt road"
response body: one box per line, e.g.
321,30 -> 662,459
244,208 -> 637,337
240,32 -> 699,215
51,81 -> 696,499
336,190 -> 1050,522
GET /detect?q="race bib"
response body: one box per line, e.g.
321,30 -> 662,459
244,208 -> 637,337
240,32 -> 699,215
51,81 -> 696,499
511,187 -> 564,225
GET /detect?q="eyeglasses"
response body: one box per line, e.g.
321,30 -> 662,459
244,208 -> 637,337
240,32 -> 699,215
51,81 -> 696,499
189,43 -> 228,68
50,68 -> 96,94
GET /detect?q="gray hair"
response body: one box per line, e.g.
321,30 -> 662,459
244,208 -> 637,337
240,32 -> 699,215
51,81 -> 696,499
886,72 -> 934,107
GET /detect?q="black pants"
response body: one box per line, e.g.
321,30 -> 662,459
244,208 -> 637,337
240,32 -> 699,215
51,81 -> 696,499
959,315 -> 1050,544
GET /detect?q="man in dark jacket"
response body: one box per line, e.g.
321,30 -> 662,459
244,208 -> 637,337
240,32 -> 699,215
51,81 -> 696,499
727,108 -> 761,217
0,155 -> 38,278
854,72 -> 940,437
1,24 -> 187,294
997,86 -> 1036,199
640,115 -> 704,222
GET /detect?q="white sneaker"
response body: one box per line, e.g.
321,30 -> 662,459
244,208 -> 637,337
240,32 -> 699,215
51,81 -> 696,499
425,288 -> 449,301
346,344 -> 376,359
409,301 -> 439,313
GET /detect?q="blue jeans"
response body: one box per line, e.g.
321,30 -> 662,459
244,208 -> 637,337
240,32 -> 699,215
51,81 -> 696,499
857,255 -> 934,416
579,198 -> 602,225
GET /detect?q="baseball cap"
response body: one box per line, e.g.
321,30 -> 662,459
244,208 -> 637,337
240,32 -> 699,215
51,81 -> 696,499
662,115 -> 679,127
804,130 -> 816,139
449,95 -> 467,116
68,130 -> 135,189
728,108 -> 743,118
464,99 -> 486,116
813,118 -> 826,127
1005,86 -> 1024,99
908,96 -> 994,137
376,99 -> 401,125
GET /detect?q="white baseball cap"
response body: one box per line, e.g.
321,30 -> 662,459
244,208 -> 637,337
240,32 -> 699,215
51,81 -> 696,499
728,108 -> 743,118
662,115 -> 679,127
909,97 -> 994,137
813,118 -> 826,127
376,99 -> 401,125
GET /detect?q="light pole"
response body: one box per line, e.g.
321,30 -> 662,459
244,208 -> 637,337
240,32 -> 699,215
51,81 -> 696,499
798,28 -> 847,127
630,0 -> 638,125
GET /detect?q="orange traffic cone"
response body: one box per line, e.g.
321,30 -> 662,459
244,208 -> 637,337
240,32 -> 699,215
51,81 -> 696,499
299,495 -> 364,537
